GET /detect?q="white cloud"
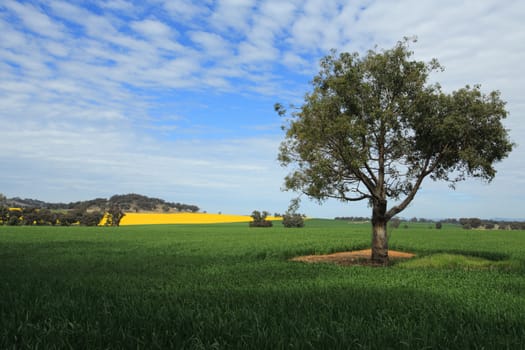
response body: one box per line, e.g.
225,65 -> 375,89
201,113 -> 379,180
101,0 -> 135,12
48,0 -> 90,25
163,0 -> 211,22
189,31 -> 232,58
209,0 -> 256,33
131,18 -> 174,40
3,0 -> 66,39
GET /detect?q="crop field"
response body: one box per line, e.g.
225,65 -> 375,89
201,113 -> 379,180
1,220 -> 524,349
115,212 -> 280,225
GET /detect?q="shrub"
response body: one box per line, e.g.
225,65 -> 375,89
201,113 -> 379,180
6,209 -> 22,226
435,222 -> 442,229
509,222 -> 523,230
389,218 -> 401,229
249,210 -> 273,228
106,205 -> 125,227
484,223 -> 495,230
469,218 -> 482,228
282,213 -> 304,228
7,215 -> 20,226
250,220 -> 273,227
79,211 -> 104,226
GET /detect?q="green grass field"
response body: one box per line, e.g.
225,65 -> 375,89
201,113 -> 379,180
1,220 -> 524,349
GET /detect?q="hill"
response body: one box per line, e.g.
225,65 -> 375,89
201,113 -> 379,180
0,193 -> 199,213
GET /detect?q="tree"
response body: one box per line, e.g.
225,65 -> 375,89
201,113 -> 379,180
276,38 -> 513,264
79,211 -> 104,226
249,210 -> 273,227
7,209 -> 22,226
0,206 -> 9,225
21,207 -> 39,225
282,199 -> 305,228
106,204 -> 125,227
389,217 -> 401,229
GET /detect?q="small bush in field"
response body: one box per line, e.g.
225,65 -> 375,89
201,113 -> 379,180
485,222 -> 495,230
389,218 -> 401,229
249,210 -> 273,228
282,213 -> 304,228
436,222 -> 442,229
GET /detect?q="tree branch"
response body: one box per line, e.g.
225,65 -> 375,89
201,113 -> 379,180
386,155 -> 438,219
364,162 -> 378,186
331,193 -> 371,202
302,190 -> 370,202
328,136 -> 378,199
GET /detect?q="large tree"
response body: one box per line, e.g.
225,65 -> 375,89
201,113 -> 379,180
276,39 -> 513,264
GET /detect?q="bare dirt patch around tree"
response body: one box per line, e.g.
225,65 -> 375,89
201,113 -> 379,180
291,249 -> 415,267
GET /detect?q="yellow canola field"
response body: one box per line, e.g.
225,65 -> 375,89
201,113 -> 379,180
118,213 -> 281,226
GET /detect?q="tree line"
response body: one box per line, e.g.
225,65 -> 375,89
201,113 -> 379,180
457,218 -> 525,230
0,207 -> 104,226
0,193 -> 199,213
0,193 -> 199,227
336,216 -> 525,230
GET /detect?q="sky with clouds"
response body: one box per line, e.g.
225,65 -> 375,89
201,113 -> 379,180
1,0 -> 524,219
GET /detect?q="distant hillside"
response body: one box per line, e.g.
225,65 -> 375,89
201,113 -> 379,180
1,193 -> 199,213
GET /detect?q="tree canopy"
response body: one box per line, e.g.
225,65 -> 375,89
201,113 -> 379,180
277,38 -> 513,264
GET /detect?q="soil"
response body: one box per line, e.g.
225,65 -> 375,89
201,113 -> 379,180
290,249 -> 415,267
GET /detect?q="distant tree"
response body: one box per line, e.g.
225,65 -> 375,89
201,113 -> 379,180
8,216 -> 20,226
184,204 -> 200,213
250,210 -> 273,228
0,206 -> 9,225
68,209 -> 85,224
21,207 -> 39,225
39,209 -> 58,226
469,218 -> 482,229
435,222 -> 442,229
282,214 -> 305,228
484,222 -> 495,230
277,38 -> 513,263
7,209 -> 22,226
389,217 -> 401,229
79,211 -> 104,226
57,212 -> 75,226
334,216 -> 369,222
509,222 -> 524,230
443,218 -> 459,225
282,199 -> 305,228
106,205 -> 125,227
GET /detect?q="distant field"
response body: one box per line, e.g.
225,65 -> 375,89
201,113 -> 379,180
1,221 -> 524,349
121,212 -> 256,225
102,212 -> 282,225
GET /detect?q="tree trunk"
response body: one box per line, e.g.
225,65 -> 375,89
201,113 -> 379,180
371,200 -> 389,265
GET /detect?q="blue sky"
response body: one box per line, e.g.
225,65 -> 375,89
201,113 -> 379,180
1,0 -> 524,219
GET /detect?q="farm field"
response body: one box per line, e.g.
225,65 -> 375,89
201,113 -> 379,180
115,212 -> 281,225
1,220 -> 524,349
